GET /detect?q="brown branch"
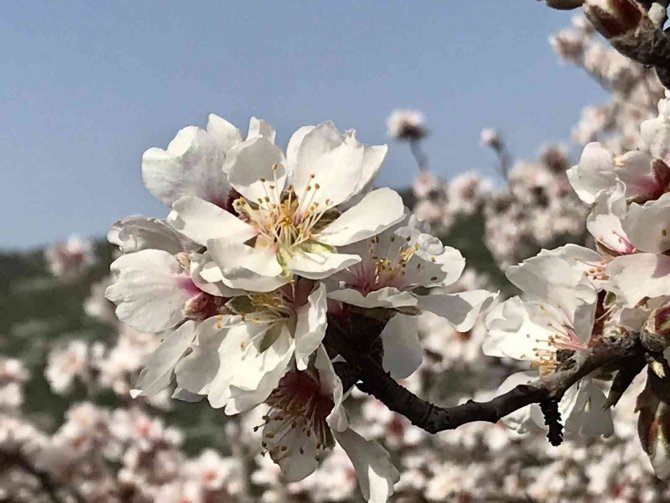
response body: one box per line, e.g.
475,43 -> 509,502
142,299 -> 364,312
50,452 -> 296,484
326,315 -> 642,435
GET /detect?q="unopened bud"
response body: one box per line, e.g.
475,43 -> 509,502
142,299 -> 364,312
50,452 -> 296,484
637,371 -> 670,478
583,0 -> 645,38
545,0 -> 584,9
641,304 -> 670,353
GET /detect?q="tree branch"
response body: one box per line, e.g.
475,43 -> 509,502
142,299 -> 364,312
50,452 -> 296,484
327,315 -> 642,435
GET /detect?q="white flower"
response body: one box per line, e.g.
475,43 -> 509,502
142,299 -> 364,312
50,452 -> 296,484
386,109 -> 426,140
328,219 -> 496,378
45,235 -> 94,277
170,121 -> 404,291
483,250 -> 613,437
173,280 -> 327,411
142,114 -> 273,207
45,340 -> 91,394
259,347 -> 399,503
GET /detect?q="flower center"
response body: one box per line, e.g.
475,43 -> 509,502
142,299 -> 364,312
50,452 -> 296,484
233,172 -> 337,258
258,370 -> 334,464
346,235 -> 420,293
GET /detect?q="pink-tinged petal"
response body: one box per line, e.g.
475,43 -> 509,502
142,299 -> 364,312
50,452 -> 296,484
587,182 -> 634,254
224,136 -> 286,204
623,193 -> 670,253
207,240 -> 288,292
567,142 -> 617,204
327,287 -> 418,310
168,196 -> 256,247
334,428 -> 400,503
132,321 -> 197,397
287,250 -> 361,280
106,250 -> 193,333
142,126 -> 231,206
380,314 -> 421,379
615,150 -> 661,200
417,289 -> 497,332
294,283 -> 328,370
318,188 -> 405,247
608,253 -> 670,306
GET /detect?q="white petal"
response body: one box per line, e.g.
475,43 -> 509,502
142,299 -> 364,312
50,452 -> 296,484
132,321 -> 197,396
224,136 -> 286,203
292,123 -> 366,211
623,192 -> 670,253
294,283 -> 328,370
564,379 -> 614,437
327,287 -> 418,310
587,182 -> 632,254
106,250 -> 192,332
207,240 -> 288,292
417,289 -> 497,332
247,117 -> 276,143
108,217 -> 188,254
189,253 -> 243,297
175,317 -> 230,395
496,371 -> 542,433
380,314 -> 421,379
607,253 -> 670,306
315,346 -> 348,432
287,249 -> 361,280
168,196 -> 256,246
335,429 -> 400,503
286,125 -> 317,174
206,113 -> 242,152
318,188 -> 406,247
566,142 -> 617,204
142,126 -> 231,206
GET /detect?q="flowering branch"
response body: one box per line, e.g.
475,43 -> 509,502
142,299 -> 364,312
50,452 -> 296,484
578,0 -> 670,87
328,314 -> 642,437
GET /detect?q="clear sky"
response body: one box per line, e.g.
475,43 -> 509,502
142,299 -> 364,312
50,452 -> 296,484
0,1 -> 605,249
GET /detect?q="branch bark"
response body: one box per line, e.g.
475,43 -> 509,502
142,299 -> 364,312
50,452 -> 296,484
327,316 -> 642,435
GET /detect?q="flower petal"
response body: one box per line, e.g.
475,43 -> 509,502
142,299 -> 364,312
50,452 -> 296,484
224,136 -> 286,204
380,314 -> 422,379
623,192 -> 670,253
106,250 -> 192,332
318,188 -> 406,247
287,250 -> 361,280
607,253 -> 670,306
294,283 -> 328,370
142,125 -> 231,206
334,428 -> 400,503
327,287 -> 418,310
132,321 -> 197,397
417,289 -> 497,332
108,217 -> 188,254
207,240 -> 288,292
566,142 -> 617,204
168,196 -> 256,246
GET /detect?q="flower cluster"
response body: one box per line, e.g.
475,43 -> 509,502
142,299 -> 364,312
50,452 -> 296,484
104,116 -> 494,501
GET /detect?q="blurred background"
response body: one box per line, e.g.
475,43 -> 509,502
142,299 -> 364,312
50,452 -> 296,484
3,2 -> 663,502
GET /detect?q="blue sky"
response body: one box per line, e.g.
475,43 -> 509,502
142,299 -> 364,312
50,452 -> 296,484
0,1 -> 605,249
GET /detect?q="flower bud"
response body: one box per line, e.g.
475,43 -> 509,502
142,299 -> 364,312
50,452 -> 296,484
640,304 -> 670,353
637,371 -> 670,479
545,0 -> 584,9
583,0 -> 644,38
